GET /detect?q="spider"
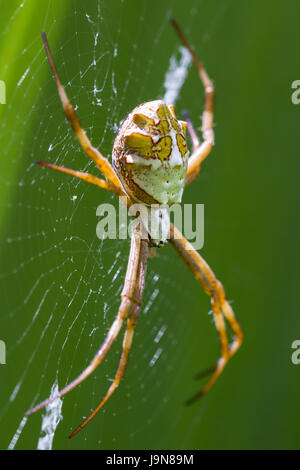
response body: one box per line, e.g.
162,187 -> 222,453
26,20 -> 243,438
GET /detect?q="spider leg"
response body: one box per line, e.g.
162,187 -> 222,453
41,32 -> 120,188
26,222 -> 146,417
69,238 -> 148,438
169,224 -> 243,403
171,20 -> 215,186
181,110 -> 201,153
36,161 -> 126,198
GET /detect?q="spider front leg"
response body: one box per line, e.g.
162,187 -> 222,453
26,221 -> 146,418
36,161 -> 126,198
41,32 -> 120,188
70,236 -> 148,438
169,224 -> 243,403
181,110 -> 201,153
171,20 -> 215,186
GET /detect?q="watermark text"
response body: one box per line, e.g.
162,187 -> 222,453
291,80 -> 300,104
0,80 -> 5,104
96,198 -> 204,250
0,340 -> 6,364
291,340 -> 300,364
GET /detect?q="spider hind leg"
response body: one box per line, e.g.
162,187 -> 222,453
69,234 -> 148,438
169,224 -> 243,404
26,223 -> 147,421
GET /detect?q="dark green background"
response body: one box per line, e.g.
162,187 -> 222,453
0,0 -> 299,450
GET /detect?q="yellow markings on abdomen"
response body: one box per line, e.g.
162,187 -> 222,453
176,133 -> 188,157
124,133 -> 153,159
125,132 -> 172,162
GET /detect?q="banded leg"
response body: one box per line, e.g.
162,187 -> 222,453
171,20 -> 215,186
26,222 -> 145,417
181,110 -> 201,153
69,238 -> 148,438
169,224 -> 243,403
41,32 -> 120,188
36,161 -> 126,198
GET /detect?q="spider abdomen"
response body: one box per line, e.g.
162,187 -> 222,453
112,100 -> 189,206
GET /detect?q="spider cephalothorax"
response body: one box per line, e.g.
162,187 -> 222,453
113,100 -> 189,206
27,21 -> 243,439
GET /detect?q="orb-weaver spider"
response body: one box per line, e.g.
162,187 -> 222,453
26,20 -> 243,438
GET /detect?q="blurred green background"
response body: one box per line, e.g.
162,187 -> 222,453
0,0 -> 299,450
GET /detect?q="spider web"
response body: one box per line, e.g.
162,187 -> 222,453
0,0 -> 230,450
